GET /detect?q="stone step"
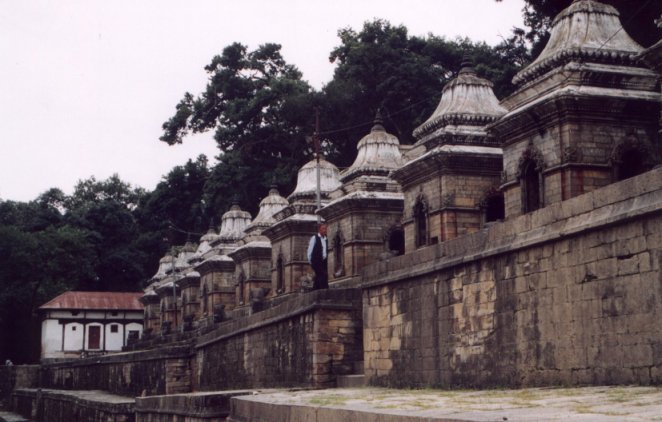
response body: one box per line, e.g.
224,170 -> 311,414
135,389 -> 255,420
335,374 -> 365,388
11,389 -> 134,422
0,411 -> 30,422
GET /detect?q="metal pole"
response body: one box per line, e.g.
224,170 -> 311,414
171,259 -> 178,330
315,108 -> 321,224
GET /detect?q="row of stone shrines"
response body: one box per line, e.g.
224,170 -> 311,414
140,0 -> 661,341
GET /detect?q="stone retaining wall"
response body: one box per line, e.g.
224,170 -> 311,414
36,289 -> 362,398
11,389 -> 134,422
361,167 -> 662,388
0,366 -> 39,409
195,289 -> 363,390
39,346 -> 191,397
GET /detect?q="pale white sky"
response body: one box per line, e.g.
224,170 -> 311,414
0,0 -> 524,202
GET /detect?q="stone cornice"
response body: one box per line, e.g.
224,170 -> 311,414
318,193 -> 404,221
194,257 -> 235,275
176,274 -> 201,290
490,85 -> 660,146
227,242 -> 272,263
155,282 -> 179,297
392,148 -> 503,189
139,293 -> 160,305
262,216 -> 317,243
414,113 -> 501,140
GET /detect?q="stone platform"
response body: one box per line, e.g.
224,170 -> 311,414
0,411 -> 30,422
228,386 -> 662,421
134,389 -> 283,421
11,388 -> 134,422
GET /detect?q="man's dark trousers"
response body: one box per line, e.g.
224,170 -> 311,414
311,235 -> 328,290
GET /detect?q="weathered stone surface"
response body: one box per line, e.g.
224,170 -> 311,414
11,388 -> 134,422
0,367 -> 38,410
195,289 -> 362,390
39,346 -> 191,397
135,390 -> 259,421
361,168 -> 662,388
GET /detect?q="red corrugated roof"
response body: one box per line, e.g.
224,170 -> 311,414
39,291 -> 144,311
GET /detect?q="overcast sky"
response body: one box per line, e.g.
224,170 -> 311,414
0,0 -> 524,202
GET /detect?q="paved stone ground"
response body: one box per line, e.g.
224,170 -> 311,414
231,386 -> 662,421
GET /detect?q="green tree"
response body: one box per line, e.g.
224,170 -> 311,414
160,43 -> 316,211
135,155 -> 211,269
320,20 -> 522,168
0,225 -> 96,363
63,175 -> 148,291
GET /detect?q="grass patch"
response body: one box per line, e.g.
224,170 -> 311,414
308,394 -> 349,407
574,404 -> 593,414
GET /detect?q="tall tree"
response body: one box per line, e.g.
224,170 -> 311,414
321,20 -> 522,168
160,43 -> 316,204
0,224 -> 96,363
63,175 -> 148,291
135,155 -> 211,266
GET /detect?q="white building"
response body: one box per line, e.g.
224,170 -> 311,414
39,291 -> 144,360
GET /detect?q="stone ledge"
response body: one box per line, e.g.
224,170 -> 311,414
227,386 -> 662,422
135,389 -> 278,419
361,167 -> 662,288
41,345 -> 192,369
12,388 -> 134,421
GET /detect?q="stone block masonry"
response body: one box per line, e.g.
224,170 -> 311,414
35,289 -> 362,400
194,288 -> 362,390
11,389 -> 134,422
39,346 -> 192,397
361,167 -> 662,388
0,366 -> 38,409
134,390 -> 261,421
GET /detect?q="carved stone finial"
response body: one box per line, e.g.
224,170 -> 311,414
269,175 -> 279,194
371,108 -> 385,132
459,53 -> 475,75
230,195 -> 241,210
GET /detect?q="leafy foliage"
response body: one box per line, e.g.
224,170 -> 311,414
136,155 -> 211,260
161,43 -> 315,211
320,20 -> 522,168
0,175 -> 151,362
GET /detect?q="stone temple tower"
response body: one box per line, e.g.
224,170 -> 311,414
263,158 -> 341,294
228,185 -> 288,306
392,56 -> 507,251
319,111 -> 405,285
490,0 -> 661,219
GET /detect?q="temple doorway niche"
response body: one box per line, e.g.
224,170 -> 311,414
414,196 -> 428,248
387,227 -> 405,256
613,143 -> 653,181
201,283 -> 208,314
332,231 -> 344,277
276,254 -> 284,293
521,159 -> 542,213
481,188 -> 505,224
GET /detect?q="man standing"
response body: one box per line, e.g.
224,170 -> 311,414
307,223 -> 328,290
